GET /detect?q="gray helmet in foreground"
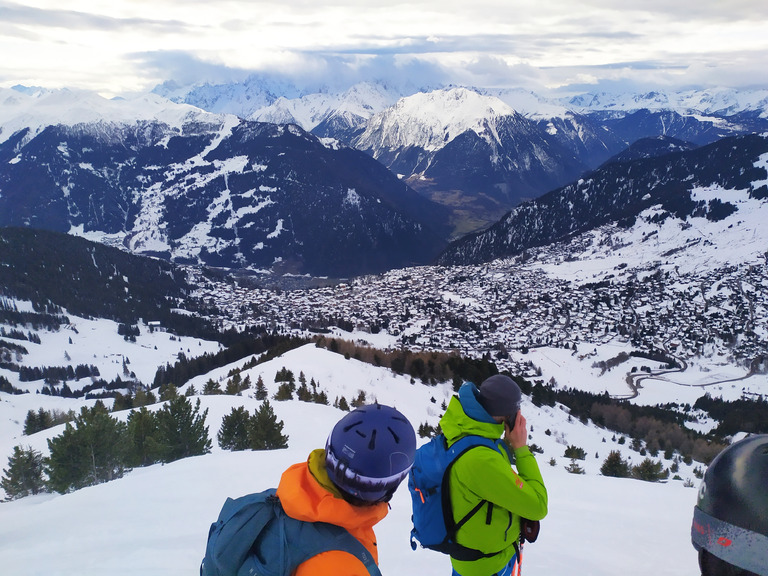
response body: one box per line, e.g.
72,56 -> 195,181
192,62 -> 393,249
691,434 -> 768,576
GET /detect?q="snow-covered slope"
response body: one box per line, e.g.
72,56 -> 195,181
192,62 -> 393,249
0,341 -> 703,576
439,133 -> 768,267
489,87 -> 575,120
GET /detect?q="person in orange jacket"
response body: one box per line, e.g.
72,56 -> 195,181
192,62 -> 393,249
276,403 -> 417,576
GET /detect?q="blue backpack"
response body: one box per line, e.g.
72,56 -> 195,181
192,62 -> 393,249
408,434 -> 508,561
201,488 -> 382,576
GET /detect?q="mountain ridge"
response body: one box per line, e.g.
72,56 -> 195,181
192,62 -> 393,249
437,133 -> 768,267
3,83 -> 768,271
0,111 -> 447,278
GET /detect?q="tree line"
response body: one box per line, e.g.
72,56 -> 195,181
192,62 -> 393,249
524,378 -> 727,464
313,336 -> 498,388
1,391 -> 288,500
2,393 -> 209,498
152,334 -> 308,389
693,393 -> 768,436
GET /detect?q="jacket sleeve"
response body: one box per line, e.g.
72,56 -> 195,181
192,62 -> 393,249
453,445 -> 548,521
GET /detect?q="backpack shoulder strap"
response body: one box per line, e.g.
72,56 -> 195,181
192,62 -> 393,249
441,435 -> 508,556
447,434 -> 504,457
288,517 -> 383,576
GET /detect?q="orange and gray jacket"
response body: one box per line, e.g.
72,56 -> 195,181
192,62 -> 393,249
276,449 -> 388,576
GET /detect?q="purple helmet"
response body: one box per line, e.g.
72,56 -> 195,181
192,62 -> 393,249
325,403 -> 416,503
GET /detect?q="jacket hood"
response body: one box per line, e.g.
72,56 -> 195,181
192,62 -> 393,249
440,382 -> 505,444
276,449 -> 388,533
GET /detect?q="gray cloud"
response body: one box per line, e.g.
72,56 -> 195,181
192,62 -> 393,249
582,0 -> 768,22
129,51 -> 253,86
134,50 -> 453,94
0,1 -> 191,33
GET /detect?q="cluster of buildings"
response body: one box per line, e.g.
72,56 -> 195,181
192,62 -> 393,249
187,252 -> 768,377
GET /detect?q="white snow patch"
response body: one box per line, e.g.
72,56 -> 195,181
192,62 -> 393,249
267,219 -> 284,239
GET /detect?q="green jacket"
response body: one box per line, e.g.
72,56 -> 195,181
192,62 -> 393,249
439,383 -> 548,576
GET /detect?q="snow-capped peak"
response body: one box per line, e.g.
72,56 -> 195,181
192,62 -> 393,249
0,86 -> 228,144
249,81 -> 402,131
355,87 -> 518,152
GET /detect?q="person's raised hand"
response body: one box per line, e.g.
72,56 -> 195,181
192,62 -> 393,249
504,412 -> 527,450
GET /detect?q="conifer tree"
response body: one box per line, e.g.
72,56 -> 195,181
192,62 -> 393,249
46,403 -> 128,493
351,390 -> 367,408
313,390 -> 329,405
126,407 -> 161,467
274,382 -> 294,401
248,400 -> 288,450
23,407 -> 54,435
600,450 -> 631,478
225,373 -> 243,395
159,383 -> 179,402
111,391 -> 133,412
254,376 -> 268,400
133,387 -> 156,407
564,459 -> 585,474
203,379 -> 222,395
218,406 -> 251,451
564,444 -> 587,460
155,396 -> 211,463
296,381 -> 312,402
632,458 -> 668,482
1,445 -> 46,500
274,367 -> 295,384
418,422 -> 437,438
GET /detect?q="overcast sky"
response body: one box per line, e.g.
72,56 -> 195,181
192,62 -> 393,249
2,0 -> 768,97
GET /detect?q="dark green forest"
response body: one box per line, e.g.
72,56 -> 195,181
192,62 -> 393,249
0,227 -> 215,336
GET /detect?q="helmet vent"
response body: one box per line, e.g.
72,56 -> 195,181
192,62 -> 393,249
343,420 -> 363,433
368,429 -> 377,450
387,426 -> 401,443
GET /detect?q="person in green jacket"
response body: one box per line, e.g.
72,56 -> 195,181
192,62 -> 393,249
440,375 -> 548,576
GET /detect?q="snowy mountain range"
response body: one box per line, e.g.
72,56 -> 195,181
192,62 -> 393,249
155,76 -> 768,123
2,82 -> 768,276
237,84 -> 768,234
563,88 -> 768,116
0,88 -> 446,278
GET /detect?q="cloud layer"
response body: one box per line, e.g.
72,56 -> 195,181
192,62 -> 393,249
2,0 -> 767,96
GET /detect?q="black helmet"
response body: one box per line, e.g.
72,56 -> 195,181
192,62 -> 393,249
691,434 -> 768,576
325,403 -> 416,504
